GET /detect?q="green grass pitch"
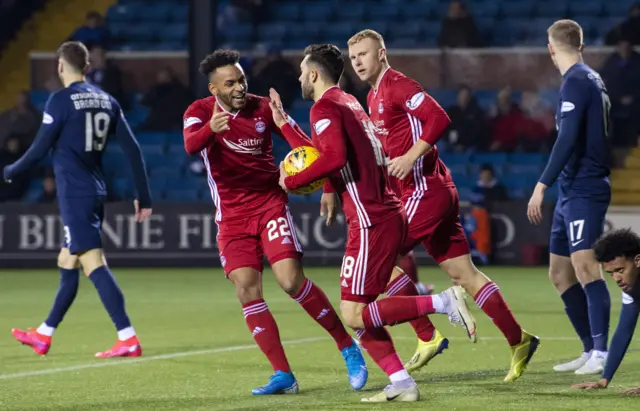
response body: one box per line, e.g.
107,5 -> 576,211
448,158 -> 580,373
1,267 -> 639,410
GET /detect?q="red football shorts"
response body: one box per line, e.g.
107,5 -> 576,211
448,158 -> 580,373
399,186 -> 470,263
217,202 -> 302,276
340,212 -> 407,303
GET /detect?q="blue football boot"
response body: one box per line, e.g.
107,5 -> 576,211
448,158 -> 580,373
251,370 -> 299,395
341,338 -> 368,390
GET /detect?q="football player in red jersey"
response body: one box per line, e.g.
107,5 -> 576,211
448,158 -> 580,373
275,44 -> 476,402
347,29 -> 540,382
182,50 -> 368,395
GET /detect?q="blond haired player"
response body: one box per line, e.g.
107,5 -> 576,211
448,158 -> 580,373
347,29 -> 539,382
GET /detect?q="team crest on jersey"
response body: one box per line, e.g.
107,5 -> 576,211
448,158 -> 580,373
314,119 -> 331,134
378,102 -> 384,114
255,118 -> 266,133
406,92 -> 425,110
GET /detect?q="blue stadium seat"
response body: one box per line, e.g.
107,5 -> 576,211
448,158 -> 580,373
170,6 -> 188,22
570,1 -> 603,17
271,2 -> 300,22
144,2 -> 172,21
427,89 -> 456,108
467,1 -> 500,19
501,2 -> 535,18
474,89 -> 497,110
367,3 -> 400,20
399,2 -> 433,20
508,153 -> 547,165
470,153 -> 508,168
539,89 -> 559,106
439,152 -> 471,166
301,3 -> 333,22
222,23 -> 254,41
447,164 -> 469,177
112,178 -> 134,198
340,2 -> 366,21
321,22 -> 356,43
535,1 -> 569,18
257,23 -> 287,43
457,187 -> 474,202
390,22 -> 422,40
136,132 -> 167,145
388,37 -> 419,49
139,142 -> 165,155
30,90 -> 50,111
162,24 -> 187,42
604,0 -> 635,17
106,5 -> 135,23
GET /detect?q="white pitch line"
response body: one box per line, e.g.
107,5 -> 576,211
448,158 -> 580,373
0,336 -> 327,381
0,336 -> 580,381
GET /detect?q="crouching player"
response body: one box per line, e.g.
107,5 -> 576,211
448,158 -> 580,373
5,41 -> 151,358
573,229 -> 640,394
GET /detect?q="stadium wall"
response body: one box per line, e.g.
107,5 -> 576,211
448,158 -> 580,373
29,48 -> 617,91
0,201 -> 557,268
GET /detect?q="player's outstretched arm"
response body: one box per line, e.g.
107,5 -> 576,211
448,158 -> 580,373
3,95 -> 64,181
283,103 -> 347,192
269,88 -> 312,149
572,296 -> 640,390
183,102 -> 226,155
114,110 -> 152,210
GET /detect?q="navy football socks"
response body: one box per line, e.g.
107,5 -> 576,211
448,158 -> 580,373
561,283 -> 593,353
584,279 -> 611,352
44,268 -> 80,328
89,266 -> 132,331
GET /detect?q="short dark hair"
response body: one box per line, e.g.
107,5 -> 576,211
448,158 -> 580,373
593,228 -> 640,263
57,41 -> 89,74
199,50 -> 240,77
480,164 -> 494,174
304,44 -> 344,84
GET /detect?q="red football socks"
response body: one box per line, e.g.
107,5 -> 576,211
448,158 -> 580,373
362,296 -> 435,329
385,274 -> 436,341
357,328 -> 405,377
242,299 -> 291,373
474,282 -> 522,346
292,278 -> 353,351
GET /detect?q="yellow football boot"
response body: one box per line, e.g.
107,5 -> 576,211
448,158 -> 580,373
404,329 -> 449,374
504,330 -> 540,382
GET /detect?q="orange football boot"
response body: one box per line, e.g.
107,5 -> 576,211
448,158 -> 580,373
12,328 -> 51,355
95,336 -> 142,358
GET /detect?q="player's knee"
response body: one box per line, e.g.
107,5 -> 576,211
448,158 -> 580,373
235,284 -> 262,304
78,248 -> 105,276
340,302 -> 365,330
57,249 -> 79,269
229,268 -> 263,304
571,250 -> 603,285
441,255 -> 484,288
272,258 -> 305,295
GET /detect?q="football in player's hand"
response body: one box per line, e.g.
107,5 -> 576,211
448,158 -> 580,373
283,146 -> 326,195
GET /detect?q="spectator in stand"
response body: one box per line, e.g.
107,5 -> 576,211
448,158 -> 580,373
605,4 -> 640,46
0,137 -> 29,202
438,0 -> 482,48
69,11 -> 108,49
519,91 -> 555,152
445,85 -> 489,152
139,67 -> 192,131
0,91 -> 41,150
473,164 -> 508,202
252,48 -> 299,110
600,38 -> 640,147
489,86 -> 524,152
86,46 -> 128,110
37,174 -> 57,203
217,0 -> 266,30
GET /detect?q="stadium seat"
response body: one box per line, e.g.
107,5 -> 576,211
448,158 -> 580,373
604,1 -> 635,17
398,2 -> 433,20
222,23 -> 254,41
162,24 -> 188,42
467,1 -> 500,19
427,89 -> 457,108
144,2 -> 172,21
301,3 -> 334,22
367,3 -> 400,21
470,153 -> 508,168
535,1 -> 569,18
171,6 -> 188,22
29,90 -> 50,111
501,2 -> 535,18
366,21 -> 390,38
570,1 -> 603,17
166,189 -> 200,202
340,2 -> 366,21
390,22 -> 422,40
257,23 -> 287,43
106,5 -> 135,23
271,2 -> 300,22
321,22 -> 356,43
388,37 -> 419,49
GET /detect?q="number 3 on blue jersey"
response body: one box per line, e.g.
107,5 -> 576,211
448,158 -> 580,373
85,112 -> 110,152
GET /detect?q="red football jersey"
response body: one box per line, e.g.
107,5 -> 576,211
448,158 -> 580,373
283,87 -> 402,229
183,94 -> 309,222
367,68 -> 454,195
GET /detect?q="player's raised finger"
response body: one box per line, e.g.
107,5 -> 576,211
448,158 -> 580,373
327,206 -> 336,226
269,88 -> 281,106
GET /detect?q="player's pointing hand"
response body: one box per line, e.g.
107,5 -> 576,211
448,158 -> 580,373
209,101 -> 230,133
134,199 -> 153,223
269,88 -> 287,128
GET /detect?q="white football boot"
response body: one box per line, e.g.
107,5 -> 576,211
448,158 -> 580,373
575,350 -> 607,375
553,352 -> 590,372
